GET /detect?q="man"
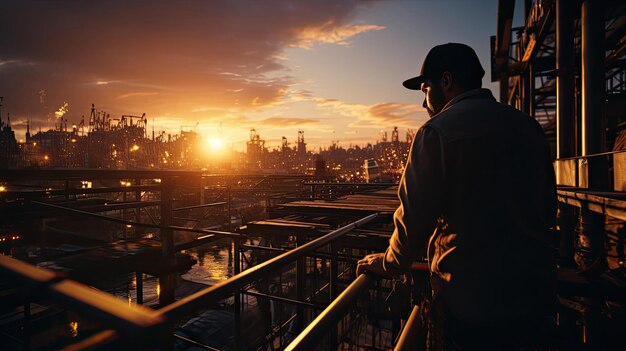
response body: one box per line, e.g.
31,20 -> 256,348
356,43 -> 557,349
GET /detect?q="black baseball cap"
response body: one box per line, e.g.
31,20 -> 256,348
403,43 -> 485,90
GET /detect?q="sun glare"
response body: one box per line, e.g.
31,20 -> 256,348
209,138 -> 223,150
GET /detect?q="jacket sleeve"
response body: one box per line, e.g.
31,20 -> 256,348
384,126 -> 444,270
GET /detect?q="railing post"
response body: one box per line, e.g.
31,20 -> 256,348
329,243 -> 338,350
296,235 -> 306,332
135,178 -> 142,238
233,237 -> 241,348
227,184 -> 231,232
558,204 -> 578,267
136,271 -> 144,305
23,301 -> 31,351
159,177 -> 175,306
578,207 -> 605,272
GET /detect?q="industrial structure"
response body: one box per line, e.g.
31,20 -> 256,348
491,0 -> 626,348
1,0 -> 625,350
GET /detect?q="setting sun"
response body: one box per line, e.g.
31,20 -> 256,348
209,138 -> 224,150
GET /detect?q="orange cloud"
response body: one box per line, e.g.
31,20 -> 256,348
314,97 -> 428,129
260,117 -> 321,127
292,21 -> 386,49
116,92 -> 159,99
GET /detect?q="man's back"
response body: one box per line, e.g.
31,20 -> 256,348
425,88 -> 557,324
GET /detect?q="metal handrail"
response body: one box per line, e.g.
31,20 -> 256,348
159,213 -> 377,320
394,305 -> 423,351
3,213 -> 378,350
0,256 -> 164,337
303,182 -> 398,186
285,273 -> 376,351
31,200 -> 240,238
172,201 -> 227,211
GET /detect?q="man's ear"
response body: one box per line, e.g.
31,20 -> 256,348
441,71 -> 453,91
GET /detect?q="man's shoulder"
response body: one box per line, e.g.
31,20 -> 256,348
423,96 -> 541,141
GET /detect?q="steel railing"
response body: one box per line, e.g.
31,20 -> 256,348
0,213 -> 378,350
285,273 -> 376,350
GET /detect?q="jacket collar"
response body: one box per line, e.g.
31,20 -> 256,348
440,88 -> 495,113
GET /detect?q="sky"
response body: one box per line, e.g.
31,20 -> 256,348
0,0 -> 523,151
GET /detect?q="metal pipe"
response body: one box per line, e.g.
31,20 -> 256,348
581,0 -> 605,157
0,256 -> 164,335
60,330 -> 119,351
31,200 -> 239,238
394,305 -> 423,351
158,214 -> 377,320
285,273 -> 376,351
329,243 -> 339,350
241,290 -> 321,309
173,334 -> 220,351
172,201 -> 226,211
556,0 -> 576,158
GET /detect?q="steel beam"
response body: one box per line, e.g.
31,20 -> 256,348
556,0 -> 577,158
581,0 -> 606,158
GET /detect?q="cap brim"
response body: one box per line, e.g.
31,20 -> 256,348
402,76 -> 425,90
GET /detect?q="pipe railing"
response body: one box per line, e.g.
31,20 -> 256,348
0,256 -> 164,338
285,273 -> 376,351
393,305 -> 423,351
159,213 -> 377,320
1,213 -> 378,350
30,200 -> 240,238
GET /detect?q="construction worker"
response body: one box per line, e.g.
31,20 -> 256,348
357,43 -> 557,350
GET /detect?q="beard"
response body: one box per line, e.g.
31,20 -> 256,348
426,106 -> 437,117
425,85 -> 445,117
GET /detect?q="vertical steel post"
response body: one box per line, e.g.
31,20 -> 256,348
23,301 -> 31,351
579,10 -> 607,346
159,177 -> 175,306
227,184 -> 231,232
135,178 -> 141,238
558,204 -> 578,267
500,76 -> 509,105
581,0 -> 605,159
329,243 -> 338,350
233,237 -> 241,348
296,236 -> 306,332
556,0 -> 578,277
136,271 -> 144,305
556,0 -> 576,159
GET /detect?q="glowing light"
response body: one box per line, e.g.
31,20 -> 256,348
44,155 -> 49,160
130,144 -> 139,151
71,139 -> 77,143
156,283 -> 160,297
0,186 -> 6,192
69,322 -> 78,337
209,138 -> 223,150
54,102 -> 69,119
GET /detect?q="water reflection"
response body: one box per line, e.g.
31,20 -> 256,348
108,241 -> 233,305
182,242 -> 233,285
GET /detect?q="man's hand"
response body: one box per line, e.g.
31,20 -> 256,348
356,252 -> 401,278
